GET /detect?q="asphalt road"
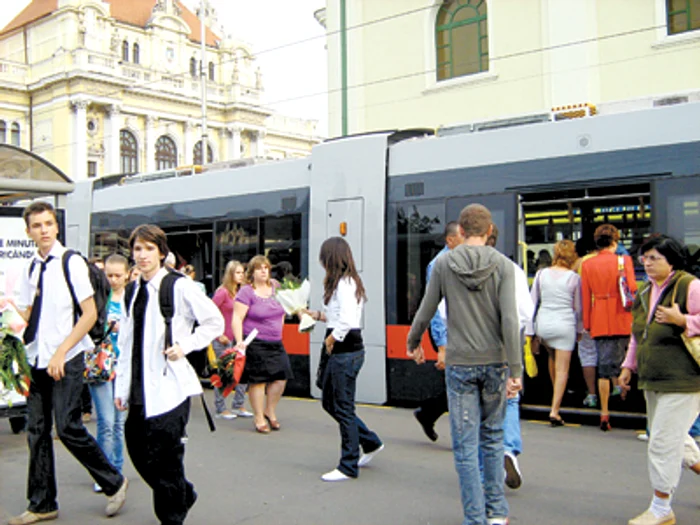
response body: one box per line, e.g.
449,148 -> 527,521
1,393 -> 698,525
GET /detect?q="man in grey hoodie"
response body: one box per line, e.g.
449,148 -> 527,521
407,204 -> 522,525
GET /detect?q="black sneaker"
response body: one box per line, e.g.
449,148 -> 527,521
413,409 -> 438,442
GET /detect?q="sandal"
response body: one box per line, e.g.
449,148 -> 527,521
265,415 -> 281,431
549,416 -> 565,427
255,422 -> 271,434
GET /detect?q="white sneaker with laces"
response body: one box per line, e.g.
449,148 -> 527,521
504,451 -> 522,489
321,469 -> 351,482
358,444 -> 384,468
232,408 -> 254,418
215,410 -> 237,420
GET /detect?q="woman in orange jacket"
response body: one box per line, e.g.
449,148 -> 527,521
580,224 -> 637,431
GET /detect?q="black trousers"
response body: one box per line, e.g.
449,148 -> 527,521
417,389 -> 449,425
26,353 -> 123,513
80,383 -> 92,414
125,399 -> 196,525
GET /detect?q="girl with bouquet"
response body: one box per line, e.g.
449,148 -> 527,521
306,237 -> 384,481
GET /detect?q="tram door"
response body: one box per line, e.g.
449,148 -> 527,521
164,225 -> 215,295
653,176 -> 700,261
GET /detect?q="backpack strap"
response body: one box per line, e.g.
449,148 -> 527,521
61,249 -> 82,325
159,269 -> 182,350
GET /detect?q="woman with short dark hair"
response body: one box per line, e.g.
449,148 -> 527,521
306,237 -> 384,481
619,234 -> 700,525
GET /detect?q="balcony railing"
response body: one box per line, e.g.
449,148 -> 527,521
0,59 -> 29,84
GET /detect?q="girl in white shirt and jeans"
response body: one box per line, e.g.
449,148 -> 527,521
308,237 -> 384,482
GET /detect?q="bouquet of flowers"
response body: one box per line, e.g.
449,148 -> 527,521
209,329 -> 257,397
0,302 -> 31,403
276,278 -> 315,333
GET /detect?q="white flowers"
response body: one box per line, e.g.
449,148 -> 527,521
276,279 -> 316,333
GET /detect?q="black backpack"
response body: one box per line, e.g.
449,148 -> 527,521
124,268 -> 216,431
30,250 -> 111,344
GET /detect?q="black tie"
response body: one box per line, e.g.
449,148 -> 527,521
130,279 -> 149,406
24,256 -> 53,345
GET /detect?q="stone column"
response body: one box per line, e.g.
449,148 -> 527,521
184,120 -> 195,165
254,130 -> 266,158
145,115 -> 156,172
105,105 -> 122,175
72,99 -> 89,180
228,124 -> 242,160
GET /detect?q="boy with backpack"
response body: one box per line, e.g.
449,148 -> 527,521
4,202 -> 127,525
114,224 -> 223,525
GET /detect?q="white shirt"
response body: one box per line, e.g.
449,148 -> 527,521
115,267 -> 224,418
513,262 -> 535,331
18,241 -> 94,368
322,277 -> 363,342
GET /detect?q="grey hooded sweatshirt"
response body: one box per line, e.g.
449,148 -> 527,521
406,244 -> 522,378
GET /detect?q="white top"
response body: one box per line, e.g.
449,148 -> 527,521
115,267 -> 224,418
18,241 -> 94,368
322,277 -> 363,342
513,262 -> 535,331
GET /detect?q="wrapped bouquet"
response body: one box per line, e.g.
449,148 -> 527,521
0,303 -> 31,402
210,329 -> 257,397
276,278 -> 315,333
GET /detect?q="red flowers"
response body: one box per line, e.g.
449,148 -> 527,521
212,347 -> 245,397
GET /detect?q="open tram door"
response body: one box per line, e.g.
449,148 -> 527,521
653,176 -> 700,265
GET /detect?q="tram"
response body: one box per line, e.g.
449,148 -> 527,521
66,102 -> 700,411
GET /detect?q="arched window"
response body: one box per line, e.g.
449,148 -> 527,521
155,135 -> 177,170
122,40 -> 129,62
0,120 -> 6,143
436,0 -> 488,81
667,0 -> 700,35
133,43 -> 140,65
208,61 -> 215,81
10,123 -> 20,146
120,129 -> 138,174
193,140 -> 213,165
190,57 -> 197,77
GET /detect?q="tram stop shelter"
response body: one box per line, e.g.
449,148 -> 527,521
0,143 -> 74,204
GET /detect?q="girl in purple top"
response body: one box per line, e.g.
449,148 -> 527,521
233,255 -> 293,434
211,261 -> 253,419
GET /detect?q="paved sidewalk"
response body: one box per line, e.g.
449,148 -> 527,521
1,394 -> 698,525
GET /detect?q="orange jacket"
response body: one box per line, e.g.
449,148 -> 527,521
580,250 -> 637,338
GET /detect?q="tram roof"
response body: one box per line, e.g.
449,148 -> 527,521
0,144 -> 74,203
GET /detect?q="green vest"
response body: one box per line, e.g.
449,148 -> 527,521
632,271 -> 700,392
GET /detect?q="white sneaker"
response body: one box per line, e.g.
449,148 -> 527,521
232,408 -> 254,418
93,483 -> 103,493
504,451 -> 522,489
215,410 -> 237,420
358,444 -> 384,468
637,433 -> 649,442
321,469 -> 351,482
105,477 -> 128,517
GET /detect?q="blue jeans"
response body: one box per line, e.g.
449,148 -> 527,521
447,363 -> 509,525
503,395 -> 522,456
321,350 -> 382,477
89,381 -> 126,472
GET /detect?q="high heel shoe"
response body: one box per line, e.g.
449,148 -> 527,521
265,415 -> 281,431
255,421 -> 271,434
549,416 -> 565,427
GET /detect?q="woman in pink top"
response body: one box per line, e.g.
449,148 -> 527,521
233,255 -> 293,434
211,261 -> 253,420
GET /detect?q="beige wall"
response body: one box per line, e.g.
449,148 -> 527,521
325,0 -> 700,136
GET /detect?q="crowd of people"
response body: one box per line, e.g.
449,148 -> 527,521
3,200 -> 700,525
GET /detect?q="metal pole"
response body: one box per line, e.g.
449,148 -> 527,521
340,0 -> 348,137
200,0 -> 208,163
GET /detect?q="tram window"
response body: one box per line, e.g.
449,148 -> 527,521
91,230 -> 131,261
215,219 -> 259,284
395,202 -> 445,325
262,215 -> 302,281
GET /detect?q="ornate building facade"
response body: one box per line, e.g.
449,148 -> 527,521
0,0 -> 321,179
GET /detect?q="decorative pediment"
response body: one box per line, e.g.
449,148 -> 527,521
147,1 -> 189,36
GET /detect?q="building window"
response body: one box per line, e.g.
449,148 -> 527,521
190,57 -> 197,77
122,40 -> 129,62
0,120 -> 6,143
88,161 -> 97,179
208,61 -> 215,81
10,123 -> 20,146
155,135 -> 178,170
120,129 -> 138,174
667,0 -> 700,35
193,140 -> 213,164
133,43 -> 140,64
436,0 -> 488,81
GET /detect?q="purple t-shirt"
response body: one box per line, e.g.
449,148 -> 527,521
235,284 -> 285,342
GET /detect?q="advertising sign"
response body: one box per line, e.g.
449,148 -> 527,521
0,210 -> 34,301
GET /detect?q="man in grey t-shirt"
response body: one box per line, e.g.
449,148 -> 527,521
407,204 -> 522,525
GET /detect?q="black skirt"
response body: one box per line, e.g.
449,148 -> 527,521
241,339 -> 294,384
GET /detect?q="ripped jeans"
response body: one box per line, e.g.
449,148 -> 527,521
446,363 -> 509,525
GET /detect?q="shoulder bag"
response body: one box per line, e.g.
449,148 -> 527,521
618,256 -> 635,311
671,274 -> 700,368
